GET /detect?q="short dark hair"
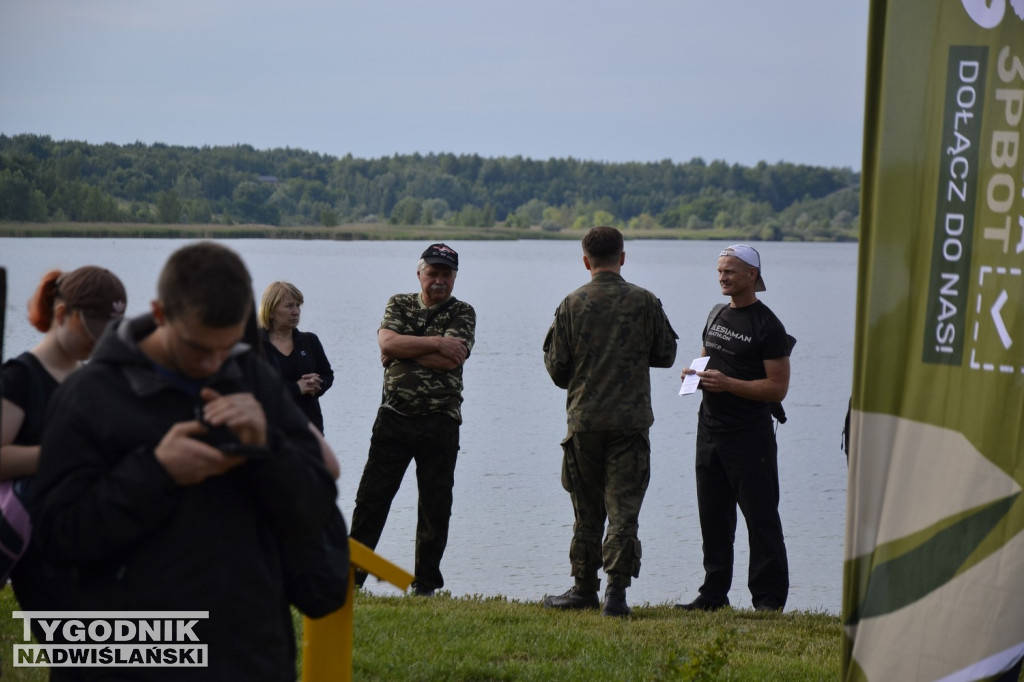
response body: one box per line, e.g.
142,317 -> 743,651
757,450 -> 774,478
158,242 -> 253,327
582,226 -> 623,266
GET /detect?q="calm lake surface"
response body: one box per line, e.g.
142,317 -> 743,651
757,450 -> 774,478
0,237 -> 855,613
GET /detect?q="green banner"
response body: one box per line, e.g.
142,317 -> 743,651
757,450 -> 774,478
847,2 -> 1024,681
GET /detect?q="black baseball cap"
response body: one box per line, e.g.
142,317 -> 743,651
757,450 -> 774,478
421,243 -> 459,271
57,266 -> 128,340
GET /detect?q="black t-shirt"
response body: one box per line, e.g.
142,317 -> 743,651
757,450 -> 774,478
2,352 -> 68,624
1,353 -> 60,444
699,300 -> 790,430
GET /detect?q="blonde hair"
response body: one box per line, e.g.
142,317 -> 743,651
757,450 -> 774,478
258,281 -> 304,330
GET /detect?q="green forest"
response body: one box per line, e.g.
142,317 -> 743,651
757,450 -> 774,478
0,134 -> 860,241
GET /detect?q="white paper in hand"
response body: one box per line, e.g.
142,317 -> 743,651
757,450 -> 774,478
679,356 -> 711,395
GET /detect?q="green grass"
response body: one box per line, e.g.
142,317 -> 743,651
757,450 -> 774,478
1,588 -> 841,680
349,592 -> 840,681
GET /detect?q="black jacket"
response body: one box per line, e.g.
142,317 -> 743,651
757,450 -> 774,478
260,327 -> 334,433
32,314 -> 337,681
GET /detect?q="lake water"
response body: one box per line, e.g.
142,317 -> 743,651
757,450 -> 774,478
0,237 -> 855,613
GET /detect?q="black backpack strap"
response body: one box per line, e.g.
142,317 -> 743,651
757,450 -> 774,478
702,303 -> 728,346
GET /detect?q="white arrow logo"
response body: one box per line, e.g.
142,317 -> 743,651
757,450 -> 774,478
991,290 -> 1013,349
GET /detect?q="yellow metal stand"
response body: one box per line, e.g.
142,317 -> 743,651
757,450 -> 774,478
301,538 -> 414,682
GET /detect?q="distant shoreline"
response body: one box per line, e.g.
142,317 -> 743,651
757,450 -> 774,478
0,222 -> 855,242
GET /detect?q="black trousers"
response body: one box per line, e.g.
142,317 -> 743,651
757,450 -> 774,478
694,419 -> 789,609
350,408 -> 460,590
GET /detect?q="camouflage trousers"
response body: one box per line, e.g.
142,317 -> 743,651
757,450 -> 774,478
560,429 -> 651,589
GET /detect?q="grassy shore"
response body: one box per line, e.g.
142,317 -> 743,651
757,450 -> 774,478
1,588 -> 841,680
0,221 -> 777,242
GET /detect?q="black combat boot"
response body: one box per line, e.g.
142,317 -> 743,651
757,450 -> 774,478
602,585 -> 632,617
674,595 -> 730,612
542,585 -> 600,610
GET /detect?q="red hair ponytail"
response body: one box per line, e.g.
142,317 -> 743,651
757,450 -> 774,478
27,269 -> 62,332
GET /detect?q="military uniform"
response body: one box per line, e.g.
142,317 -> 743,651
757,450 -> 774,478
350,292 -> 475,592
544,271 -> 677,590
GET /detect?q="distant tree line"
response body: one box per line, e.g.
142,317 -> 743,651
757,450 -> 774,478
0,134 -> 860,240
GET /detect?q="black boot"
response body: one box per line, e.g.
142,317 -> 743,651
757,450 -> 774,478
542,586 -> 600,610
602,585 -> 632,617
674,595 -> 729,612
410,581 -> 436,597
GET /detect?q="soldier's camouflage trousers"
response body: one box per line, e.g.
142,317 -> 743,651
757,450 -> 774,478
560,429 -> 651,590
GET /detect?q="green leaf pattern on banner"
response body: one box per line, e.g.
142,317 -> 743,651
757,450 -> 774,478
847,494 -> 1018,624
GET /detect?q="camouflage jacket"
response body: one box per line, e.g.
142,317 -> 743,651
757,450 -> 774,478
543,271 -> 678,433
379,293 -> 476,423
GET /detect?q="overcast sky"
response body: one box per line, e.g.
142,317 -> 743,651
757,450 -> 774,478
0,1 -> 869,169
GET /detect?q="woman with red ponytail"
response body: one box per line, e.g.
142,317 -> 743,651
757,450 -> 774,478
0,265 -> 125,622
3,266 -> 127,479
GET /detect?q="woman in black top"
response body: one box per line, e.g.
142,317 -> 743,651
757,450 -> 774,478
2,265 -> 127,482
1,265 -> 126,626
257,281 -> 334,434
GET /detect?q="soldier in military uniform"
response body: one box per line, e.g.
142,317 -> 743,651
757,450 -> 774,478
349,243 -> 475,596
542,226 -> 678,617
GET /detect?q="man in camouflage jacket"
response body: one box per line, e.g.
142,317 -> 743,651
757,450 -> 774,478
350,243 -> 475,596
542,226 -> 678,617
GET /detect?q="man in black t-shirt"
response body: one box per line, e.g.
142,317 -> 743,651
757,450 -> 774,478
677,244 -> 792,613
